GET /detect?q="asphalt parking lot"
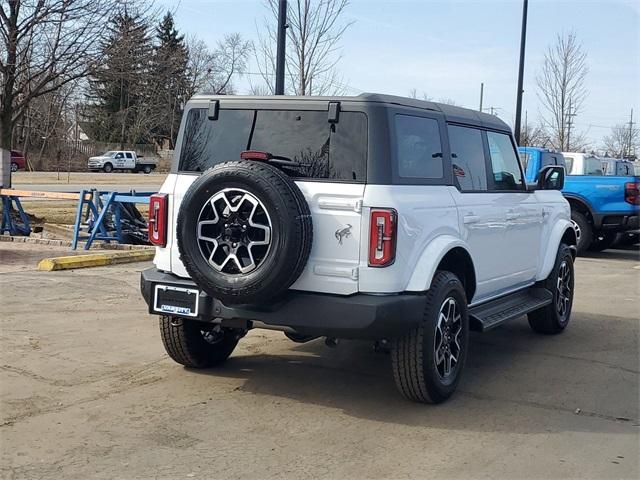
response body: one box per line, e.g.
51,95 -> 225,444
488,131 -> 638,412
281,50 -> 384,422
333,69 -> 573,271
0,242 -> 638,479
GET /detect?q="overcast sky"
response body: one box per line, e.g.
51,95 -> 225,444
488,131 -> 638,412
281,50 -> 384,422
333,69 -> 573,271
159,0 -> 640,147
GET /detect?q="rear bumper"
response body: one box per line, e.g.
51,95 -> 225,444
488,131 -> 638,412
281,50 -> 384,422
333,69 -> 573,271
140,268 -> 425,339
592,212 -> 638,231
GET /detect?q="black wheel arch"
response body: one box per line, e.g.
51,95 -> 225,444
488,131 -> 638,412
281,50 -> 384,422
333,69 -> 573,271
436,247 -> 476,304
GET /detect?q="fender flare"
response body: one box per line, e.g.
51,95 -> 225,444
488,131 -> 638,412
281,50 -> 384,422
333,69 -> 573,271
537,219 -> 576,281
405,235 -> 474,292
563,193 -> 595,218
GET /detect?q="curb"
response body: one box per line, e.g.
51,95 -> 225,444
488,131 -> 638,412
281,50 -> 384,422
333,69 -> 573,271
38,250 -> 155,271
0,234 -> 154,250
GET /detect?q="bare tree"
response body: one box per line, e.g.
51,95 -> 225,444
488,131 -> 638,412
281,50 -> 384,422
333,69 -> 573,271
536,32 -> 588,151
0,0 -> 122,185
520,120 -> 549,147
255,0 -> 352,95
186,34 -> 251,96
602,123 -> 639,159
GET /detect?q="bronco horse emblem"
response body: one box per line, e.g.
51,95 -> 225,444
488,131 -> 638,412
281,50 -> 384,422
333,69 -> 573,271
335,224 -> 352,245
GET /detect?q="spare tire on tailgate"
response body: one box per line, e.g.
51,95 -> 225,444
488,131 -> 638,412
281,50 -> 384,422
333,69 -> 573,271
176,160 -> 313,305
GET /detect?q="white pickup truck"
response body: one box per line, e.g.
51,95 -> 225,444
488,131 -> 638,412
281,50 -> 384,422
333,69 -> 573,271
87,150 -> 158,174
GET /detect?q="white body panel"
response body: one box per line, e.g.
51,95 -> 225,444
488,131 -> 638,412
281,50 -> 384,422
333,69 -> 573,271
158,176 -> 571,303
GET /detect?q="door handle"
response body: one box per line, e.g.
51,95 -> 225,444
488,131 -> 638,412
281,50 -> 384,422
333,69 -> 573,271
463,214 -> 480,224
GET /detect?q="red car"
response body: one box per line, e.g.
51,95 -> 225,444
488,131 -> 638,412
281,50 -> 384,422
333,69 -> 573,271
10,150 -> 26,172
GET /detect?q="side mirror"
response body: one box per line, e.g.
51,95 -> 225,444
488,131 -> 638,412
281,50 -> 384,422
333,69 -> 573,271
537,165 -> 565,190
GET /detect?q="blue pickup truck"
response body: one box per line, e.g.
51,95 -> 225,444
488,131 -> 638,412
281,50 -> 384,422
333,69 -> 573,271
519,147 -> 639,253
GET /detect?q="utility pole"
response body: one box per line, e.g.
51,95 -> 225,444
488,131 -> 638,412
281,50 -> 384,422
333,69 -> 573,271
566,99 -> 576,151
514,0 -> 528,145
275,0 -> 287,95
627,108 -> 635,158
479,83 -> 484,112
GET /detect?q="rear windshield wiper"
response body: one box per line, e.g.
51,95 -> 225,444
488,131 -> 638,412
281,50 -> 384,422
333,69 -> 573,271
240,150 -> 303,168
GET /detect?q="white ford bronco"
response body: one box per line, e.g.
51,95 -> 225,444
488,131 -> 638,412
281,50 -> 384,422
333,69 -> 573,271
140,94 -> 577,403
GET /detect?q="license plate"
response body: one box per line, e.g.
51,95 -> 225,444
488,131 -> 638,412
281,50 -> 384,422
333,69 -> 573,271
153,285 -> 199,317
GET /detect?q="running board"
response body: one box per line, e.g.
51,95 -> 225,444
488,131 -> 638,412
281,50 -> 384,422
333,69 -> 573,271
469,288 -> 553,332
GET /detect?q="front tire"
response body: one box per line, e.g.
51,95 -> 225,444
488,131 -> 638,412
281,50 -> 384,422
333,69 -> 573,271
391,271 -> 469,404
159,316 -> 239,368
528,243 -> 574,334
103,162 -> 113,173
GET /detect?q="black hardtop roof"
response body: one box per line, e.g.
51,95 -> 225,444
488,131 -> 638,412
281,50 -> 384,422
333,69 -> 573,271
190,92 -> 511,133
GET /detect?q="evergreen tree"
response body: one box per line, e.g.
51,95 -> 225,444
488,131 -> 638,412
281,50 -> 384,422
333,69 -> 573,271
150,12 -> 189,148
88,9 -> 153,146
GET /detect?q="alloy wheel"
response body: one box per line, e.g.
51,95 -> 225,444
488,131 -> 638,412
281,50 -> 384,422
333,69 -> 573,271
556,260 -> 572,319
434,297 -> 463,380
196,188 -> 272,275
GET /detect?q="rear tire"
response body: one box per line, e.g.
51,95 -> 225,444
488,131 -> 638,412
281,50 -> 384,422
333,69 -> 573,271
142,165 -> 152,174
528,243 -> 574,334
10,162 -> 18,172
159,316 -> 239,368
391,271 -> 469,404
571,210 -> 592,255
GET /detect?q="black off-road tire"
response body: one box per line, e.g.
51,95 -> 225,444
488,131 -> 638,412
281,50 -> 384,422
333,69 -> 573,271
588,232 -> 616,252
159,316 -> 239,368
391,271 -> 469,404
103,162 -> 113,173
571,210 -> 592,255
528,243 -> 575,335
177,160 -> 313,305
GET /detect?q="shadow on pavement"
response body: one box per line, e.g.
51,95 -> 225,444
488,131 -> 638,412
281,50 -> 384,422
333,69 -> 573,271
189,312 -> 639,433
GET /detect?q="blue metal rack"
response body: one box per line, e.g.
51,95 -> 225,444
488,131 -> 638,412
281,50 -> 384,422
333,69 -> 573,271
0,195 -> 31,236
71,189 -> 152,250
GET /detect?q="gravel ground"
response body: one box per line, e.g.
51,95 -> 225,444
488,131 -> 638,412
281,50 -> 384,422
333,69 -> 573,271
0,242 -> 638,479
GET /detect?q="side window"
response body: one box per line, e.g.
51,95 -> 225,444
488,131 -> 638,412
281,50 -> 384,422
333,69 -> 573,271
584,157 -> 604,175
126,152 -> 133,159
564,156 -> 574,174
395,115 -> 443,178
115,152 -> 124,159
448,125 -> 487,191
486,131 -> 524,190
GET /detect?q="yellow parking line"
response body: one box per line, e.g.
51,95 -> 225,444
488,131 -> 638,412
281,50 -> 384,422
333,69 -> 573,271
38,250 -> 154,271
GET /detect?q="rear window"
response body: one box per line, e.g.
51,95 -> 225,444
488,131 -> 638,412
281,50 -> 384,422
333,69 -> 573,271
178,108 -> 367,181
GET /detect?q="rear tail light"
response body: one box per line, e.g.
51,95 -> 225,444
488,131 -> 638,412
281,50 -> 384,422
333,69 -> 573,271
624,182 -> 639,205
148,193 -> 168,247
369,208 -> 397,267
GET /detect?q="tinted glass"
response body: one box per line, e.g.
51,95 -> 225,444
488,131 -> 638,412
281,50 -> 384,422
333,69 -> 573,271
395,115 -> 443,178
126,152 -> 133,159
487,132 -> 524,190
584,157 -> 604,175
178,108 -> 367,181
448,125 -> 487,191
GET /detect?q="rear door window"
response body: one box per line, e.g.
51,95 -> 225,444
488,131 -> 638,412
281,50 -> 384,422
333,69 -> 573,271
486,131 -> 525,190
448,125 -> 487,191
178,108 -> 367,181
395,115 -> 443,178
